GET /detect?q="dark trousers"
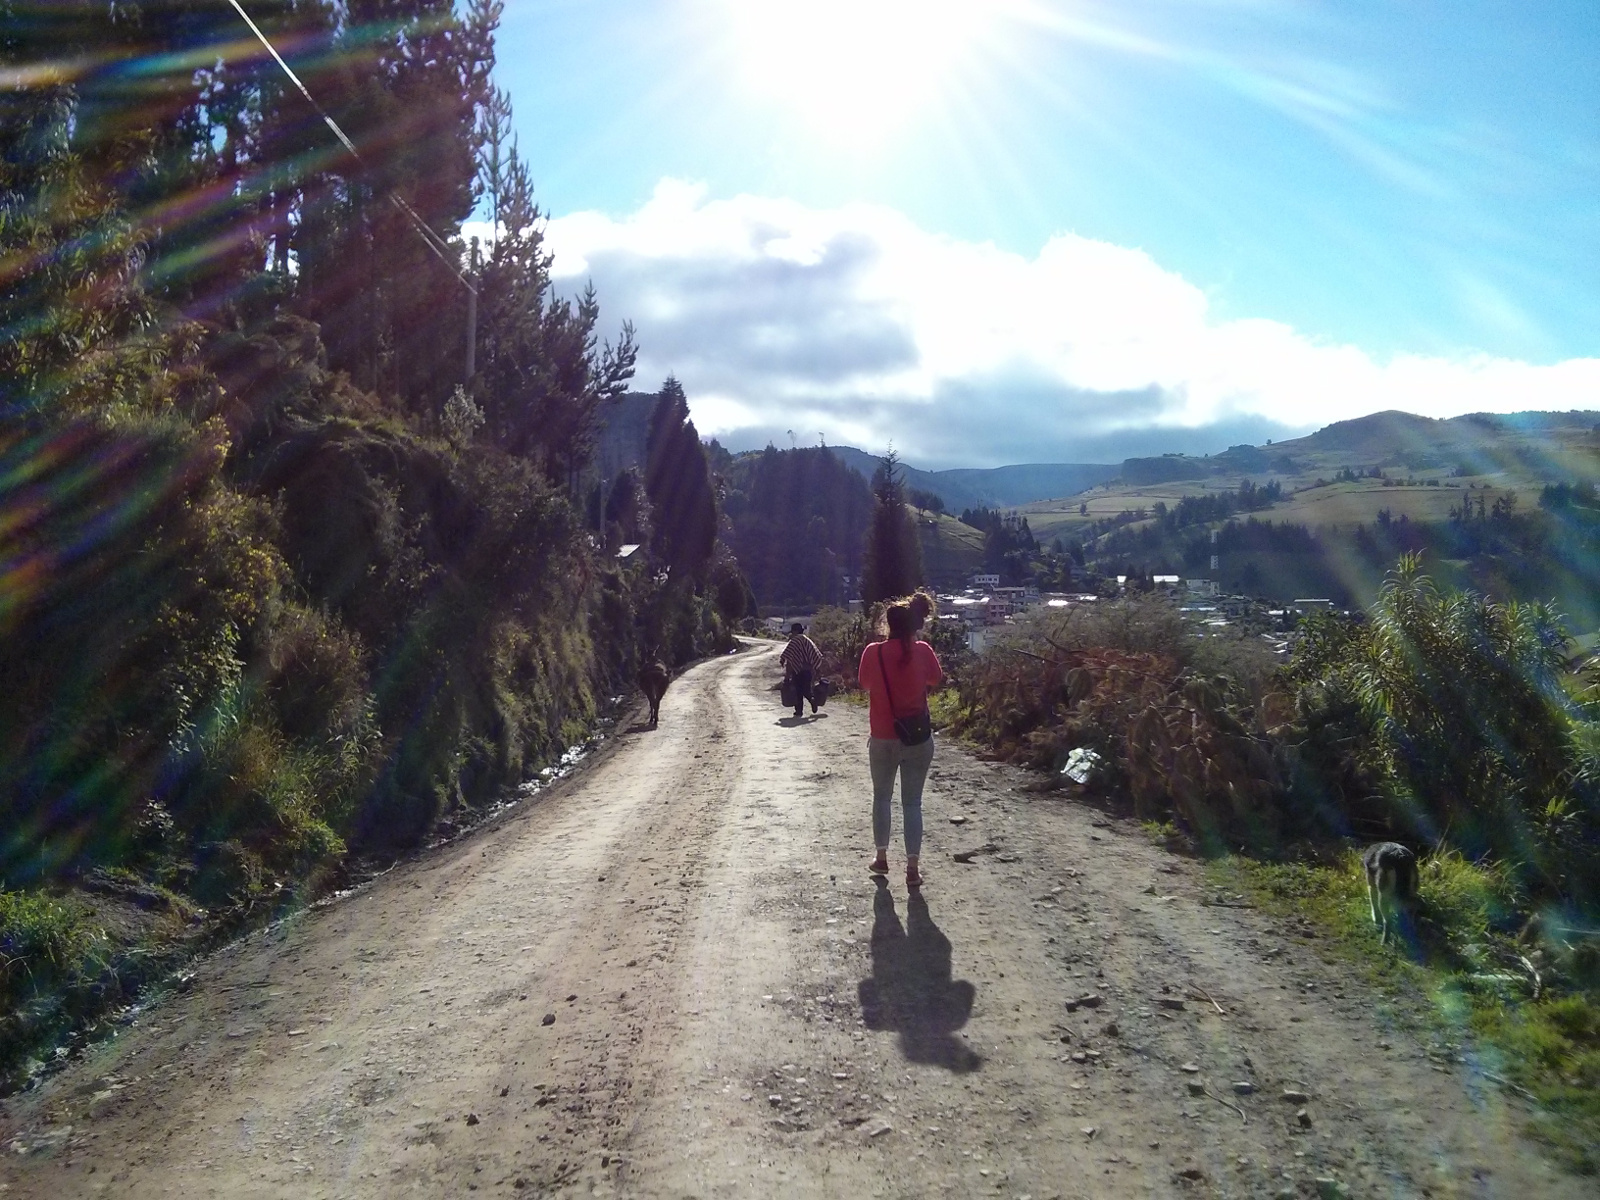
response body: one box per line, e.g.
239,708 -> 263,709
791,669 -> 813,716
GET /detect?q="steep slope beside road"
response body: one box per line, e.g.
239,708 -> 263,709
0,644 -> 1579,1198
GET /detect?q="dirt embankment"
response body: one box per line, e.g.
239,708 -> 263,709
0,644 -> 1580,1198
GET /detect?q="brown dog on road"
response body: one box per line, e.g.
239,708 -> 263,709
638,659 -> 670,728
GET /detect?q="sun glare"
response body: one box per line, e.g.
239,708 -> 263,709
725,0 -> 997,142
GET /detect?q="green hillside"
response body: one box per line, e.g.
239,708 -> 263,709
1021,412 -> 1600,546
916,509 -> 986,587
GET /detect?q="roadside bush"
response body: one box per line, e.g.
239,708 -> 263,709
806,606 -> 874,686
950,597 -> 1286,850
0,889 -> 112,1078
924,614 -> 973,677
0,415 -> 291,883
260,604 -> 372,742
1421,849 -> 1525,945
0,890 -> 108,1005
1281,557 -> 1600,905
162,699 -> 351,902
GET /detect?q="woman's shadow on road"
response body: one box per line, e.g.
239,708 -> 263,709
857,878 -> 982,1073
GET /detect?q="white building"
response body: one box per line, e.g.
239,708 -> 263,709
968,626 -> 999,654
993,586 -> 1038,610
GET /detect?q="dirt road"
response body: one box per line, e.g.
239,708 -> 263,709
0,643 -> 1580,1198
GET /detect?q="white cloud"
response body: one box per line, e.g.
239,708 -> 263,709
540,180 -> 1600,466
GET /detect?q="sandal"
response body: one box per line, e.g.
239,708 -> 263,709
905,867 -> 923,889
868,855 -> 889,875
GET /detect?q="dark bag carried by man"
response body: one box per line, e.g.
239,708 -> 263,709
780,675 -> 800,709
811,678 -> 831,708
877,643 -> 931,746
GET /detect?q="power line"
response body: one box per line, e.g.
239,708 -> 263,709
224,0 -> 476,296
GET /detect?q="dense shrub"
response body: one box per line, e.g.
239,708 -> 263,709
807,607 -> 875,686
948,567 -> 1600,911
1280,557 -> 1600,903
948,596 -> 1286,849
0,890 -> 109,1009
0,889 -> 113,1079
261,604 -> 372,742
0,0 -> 753,1086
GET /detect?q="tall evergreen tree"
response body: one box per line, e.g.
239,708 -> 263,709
475,81 -> 515,238
644,377 -> 716,582
472,100 -> 635,488
861,450 -> 923,604
281,0 -> 498,406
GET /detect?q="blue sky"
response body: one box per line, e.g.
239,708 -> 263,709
489,1 -> 1600,467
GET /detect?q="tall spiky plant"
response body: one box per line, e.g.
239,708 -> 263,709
1328,555 -> 1591,894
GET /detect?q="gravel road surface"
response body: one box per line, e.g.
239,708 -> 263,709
0,642 -> 1579,1198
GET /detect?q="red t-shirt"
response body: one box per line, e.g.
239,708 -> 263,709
858,639 -> 943,740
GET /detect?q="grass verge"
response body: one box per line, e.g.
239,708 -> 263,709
1208,851 -> 1600,1174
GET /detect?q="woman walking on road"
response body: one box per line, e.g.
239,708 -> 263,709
859,594 -> 942,888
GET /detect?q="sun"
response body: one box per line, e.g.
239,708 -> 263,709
724,0 -> 999,142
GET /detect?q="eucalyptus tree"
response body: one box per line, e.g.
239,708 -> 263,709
644,377 -> 717,584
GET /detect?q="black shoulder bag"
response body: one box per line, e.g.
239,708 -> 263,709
878,642 -> 932,746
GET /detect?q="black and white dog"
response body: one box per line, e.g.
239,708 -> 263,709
1362,842 -> 1418,946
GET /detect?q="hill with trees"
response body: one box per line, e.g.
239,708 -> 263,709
719,445 -> 873,608
1006,412 -> 1600,623
718,445 -> 1003,606
0,0 -> 746,1084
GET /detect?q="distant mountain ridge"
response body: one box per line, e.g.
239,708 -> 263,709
593,392 -> 1120,508
1118,409 -> 1600,484
786,411 -> 1600,507
820,446 -> 1118,510
597,395 -> 1600,509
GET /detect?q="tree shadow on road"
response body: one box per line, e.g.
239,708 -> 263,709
857,877 -> 982,1073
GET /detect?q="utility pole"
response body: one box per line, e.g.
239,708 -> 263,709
466,236 -> 479,386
